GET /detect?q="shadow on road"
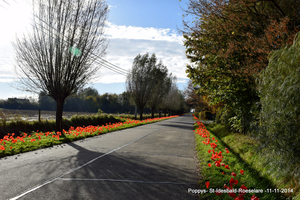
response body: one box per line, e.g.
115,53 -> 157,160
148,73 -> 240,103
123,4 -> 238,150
45,142 -> 199,200
158,115 -> 195,130
11,114 -> 200,200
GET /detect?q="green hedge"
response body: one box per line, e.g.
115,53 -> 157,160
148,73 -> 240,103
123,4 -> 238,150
0,114 -> 122,138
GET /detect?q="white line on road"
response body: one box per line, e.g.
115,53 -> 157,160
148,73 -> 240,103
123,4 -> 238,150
58,178 -> 195,185
10,128 -> 161,200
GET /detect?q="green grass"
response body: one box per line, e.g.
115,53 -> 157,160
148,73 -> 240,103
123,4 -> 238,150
0,115 -> 179,158
194,121 -> 290,200
207,123 -> 300,200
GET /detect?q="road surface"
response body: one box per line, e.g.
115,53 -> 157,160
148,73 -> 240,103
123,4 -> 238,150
0,115 -> 200,200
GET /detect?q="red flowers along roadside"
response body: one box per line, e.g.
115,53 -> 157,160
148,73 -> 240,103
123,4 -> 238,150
193,114 -> 259,200
0,115 -> 179,156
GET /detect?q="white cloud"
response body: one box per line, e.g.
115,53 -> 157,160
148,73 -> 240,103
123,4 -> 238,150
106,22 -> 183,44
0,0 -> 32,80
108,5 -> 117,9
0,4 -> 190,95
95,23 -> 189,84
0,78 -> 15,83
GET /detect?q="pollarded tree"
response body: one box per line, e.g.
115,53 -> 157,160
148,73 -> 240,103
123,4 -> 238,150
147,61 -> 172,118
13,0 -> 109,132
160,77 -> 181,116
126,53 -> 157,120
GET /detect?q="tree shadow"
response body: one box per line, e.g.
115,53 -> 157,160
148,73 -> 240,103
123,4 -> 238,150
158,115 -> 196,130
21,141 -> 200,200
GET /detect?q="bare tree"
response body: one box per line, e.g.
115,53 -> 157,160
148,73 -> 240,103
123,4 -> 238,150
13,0 -> 109,132
126,53 -> 157,120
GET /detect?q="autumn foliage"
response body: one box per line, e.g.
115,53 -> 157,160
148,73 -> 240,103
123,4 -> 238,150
183,0 -> 300,133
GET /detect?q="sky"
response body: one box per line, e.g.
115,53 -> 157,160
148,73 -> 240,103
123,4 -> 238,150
0,0 -> 191,100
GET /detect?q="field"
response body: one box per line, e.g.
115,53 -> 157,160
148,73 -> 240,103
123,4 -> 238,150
0,109 -> 95,122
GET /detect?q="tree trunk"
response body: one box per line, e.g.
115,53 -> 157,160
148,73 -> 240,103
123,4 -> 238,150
151,107 -> 155,118
56,98 -> 64,133
139,108 -> 143,120
159,109 -> 161,118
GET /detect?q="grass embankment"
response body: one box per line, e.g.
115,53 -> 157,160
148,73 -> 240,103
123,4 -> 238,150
0,115 -> 178,158
194,118 -> 298,200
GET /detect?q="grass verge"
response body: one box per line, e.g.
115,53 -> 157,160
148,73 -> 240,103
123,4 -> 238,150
0,115 -> 179,158
194,118 -> 291,200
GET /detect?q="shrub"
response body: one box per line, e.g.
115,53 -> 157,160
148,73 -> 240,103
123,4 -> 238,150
0,114 -> 122,138
259,32 -> 300,179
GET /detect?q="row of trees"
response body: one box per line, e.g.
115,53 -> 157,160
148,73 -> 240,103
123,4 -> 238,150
0,98 -> 39,110
38,89 -> 137,113
126,53 -> 188,120
0,84 -> 188,116
182,0 -> 300,179
183,0 -> 299,133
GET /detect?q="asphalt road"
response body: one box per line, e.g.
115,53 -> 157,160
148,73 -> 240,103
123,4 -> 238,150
0,115 -> 200,200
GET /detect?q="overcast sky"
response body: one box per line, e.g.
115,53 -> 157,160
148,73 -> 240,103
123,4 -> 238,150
0,0 -> 191,99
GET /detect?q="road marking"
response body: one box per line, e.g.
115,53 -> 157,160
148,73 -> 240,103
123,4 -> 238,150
118,151 -> 194,158
9,128 -> 161,200
58,178 -> 195,185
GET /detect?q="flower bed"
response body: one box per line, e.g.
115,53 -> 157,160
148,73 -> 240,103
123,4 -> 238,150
0,115 -> 178,158
193,114 -> 260,200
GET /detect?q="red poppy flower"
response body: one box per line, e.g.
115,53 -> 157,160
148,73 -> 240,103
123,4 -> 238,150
228,192 -> 236,198
231,172 -> 237,177
205,181 -> 210,188
208,163 -> 212,167
240,169 -> 244,175
235,194 -> 245,200
240,184 -> 247,190
239,184 -> 247,195
251,195 -> 259,200
230,178 -> 238,187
